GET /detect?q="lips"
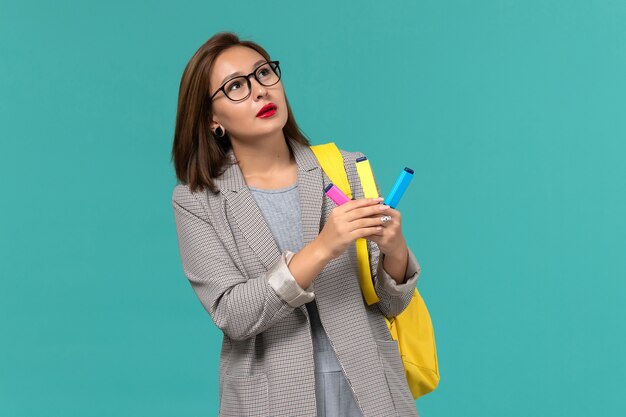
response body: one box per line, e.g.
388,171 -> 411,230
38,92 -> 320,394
256,103 -> 277,117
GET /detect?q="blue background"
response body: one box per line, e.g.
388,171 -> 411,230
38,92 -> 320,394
2,0 -> 625,416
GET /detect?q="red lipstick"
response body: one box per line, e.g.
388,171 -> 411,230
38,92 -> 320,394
256,103 -> 277,118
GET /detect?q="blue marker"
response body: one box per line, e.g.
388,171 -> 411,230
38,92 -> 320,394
384,167 -> 414,208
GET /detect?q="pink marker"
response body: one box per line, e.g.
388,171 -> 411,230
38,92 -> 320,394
324,183 -> 351,206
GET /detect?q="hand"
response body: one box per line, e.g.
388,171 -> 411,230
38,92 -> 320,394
364,206 -> 407,258
365,206 -> 410,284
316,197 -> 390,260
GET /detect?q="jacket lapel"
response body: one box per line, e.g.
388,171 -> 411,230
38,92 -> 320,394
290,138 -> 324,246
214,137 -> 324,271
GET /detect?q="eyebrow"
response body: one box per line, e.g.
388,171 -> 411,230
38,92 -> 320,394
219,59 -> 268,86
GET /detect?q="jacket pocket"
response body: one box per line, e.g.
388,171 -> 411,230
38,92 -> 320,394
376,340 -> 418,417
219,373 -> 269,417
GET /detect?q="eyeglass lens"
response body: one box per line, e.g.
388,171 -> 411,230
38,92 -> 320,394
223,62 -> 280,101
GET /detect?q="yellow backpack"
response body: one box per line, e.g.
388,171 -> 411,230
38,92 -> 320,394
311,142 -> 440,399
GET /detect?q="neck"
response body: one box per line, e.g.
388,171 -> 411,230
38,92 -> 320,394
231,131 -> 294,178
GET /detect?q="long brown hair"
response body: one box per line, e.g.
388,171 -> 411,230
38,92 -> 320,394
171,31 -> 311,194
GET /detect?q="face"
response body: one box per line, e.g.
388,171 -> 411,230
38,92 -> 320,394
209,46 -> 288,144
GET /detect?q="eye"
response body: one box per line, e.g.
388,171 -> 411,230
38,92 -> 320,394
227,81 -> 241,91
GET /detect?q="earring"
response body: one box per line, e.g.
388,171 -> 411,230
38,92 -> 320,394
215,126 -> 225,138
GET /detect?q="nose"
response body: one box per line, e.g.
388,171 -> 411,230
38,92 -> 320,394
249,75 -> 268,100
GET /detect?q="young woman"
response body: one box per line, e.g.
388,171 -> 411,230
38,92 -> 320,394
171,31 -> 421,417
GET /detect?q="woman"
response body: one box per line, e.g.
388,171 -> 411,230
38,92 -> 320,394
171,31 -> 421,417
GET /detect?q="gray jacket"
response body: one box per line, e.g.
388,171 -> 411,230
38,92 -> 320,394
172,137 -> 421,416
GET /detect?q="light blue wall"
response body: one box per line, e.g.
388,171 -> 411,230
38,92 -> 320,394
2,1 -> 625,416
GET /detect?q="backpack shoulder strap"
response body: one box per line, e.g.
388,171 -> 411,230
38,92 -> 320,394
310,142 -> 353,199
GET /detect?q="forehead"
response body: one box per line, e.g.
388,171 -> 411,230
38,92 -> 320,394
211,46 -> 266,85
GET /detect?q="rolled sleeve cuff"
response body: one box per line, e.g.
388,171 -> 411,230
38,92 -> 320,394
267,251 -> 315,307
376,248 -> 421,296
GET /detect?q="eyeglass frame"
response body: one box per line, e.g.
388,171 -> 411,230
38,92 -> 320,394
209,60 -> 281,102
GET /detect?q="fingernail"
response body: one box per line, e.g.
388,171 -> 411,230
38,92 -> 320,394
379,204 -> 390,210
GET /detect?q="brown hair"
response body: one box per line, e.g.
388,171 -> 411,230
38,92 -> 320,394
171,31 -> 311,193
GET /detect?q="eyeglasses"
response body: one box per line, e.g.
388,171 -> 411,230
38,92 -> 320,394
209,60 -> 281,102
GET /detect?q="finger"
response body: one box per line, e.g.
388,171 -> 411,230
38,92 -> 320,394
373,206 -> 400,216
373,208 -> 401,224
380,215 -> 393,226
353,225 -> 383,239
339,197 -> 384,214
368,227 -> 385,237
363,229 -> 384,241
345,203 -> 390,222
348,217 -> 388,231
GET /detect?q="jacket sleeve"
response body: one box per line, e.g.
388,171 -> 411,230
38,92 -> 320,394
353,152 -> 421,318
369,239 -> 421,318
172,185 -> 314,341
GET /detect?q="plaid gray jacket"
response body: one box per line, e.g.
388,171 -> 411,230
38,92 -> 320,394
172,137 -> 421,416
